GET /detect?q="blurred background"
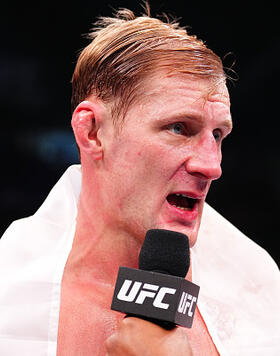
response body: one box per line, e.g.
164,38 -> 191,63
1,1 -> 279,266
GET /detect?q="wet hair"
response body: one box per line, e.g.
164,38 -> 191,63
71,2 -> 227,124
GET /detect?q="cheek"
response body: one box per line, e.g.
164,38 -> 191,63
125,141 -> 170,175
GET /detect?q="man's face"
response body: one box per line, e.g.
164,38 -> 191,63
98,73 -> 232,247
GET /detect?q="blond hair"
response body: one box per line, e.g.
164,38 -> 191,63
71,4 -> 226,122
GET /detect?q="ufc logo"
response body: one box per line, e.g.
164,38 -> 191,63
117,279 -> 176,309
177,292 -> 197,317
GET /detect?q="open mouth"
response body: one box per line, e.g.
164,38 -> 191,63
166,194 -> 198,211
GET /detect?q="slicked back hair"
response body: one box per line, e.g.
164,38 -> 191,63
71,4 -> 226,124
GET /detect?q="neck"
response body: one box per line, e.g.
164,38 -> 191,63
66,182 -> 192,287
66,194 -> 143,287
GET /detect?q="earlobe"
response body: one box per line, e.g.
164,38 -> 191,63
71,100 -> 103,160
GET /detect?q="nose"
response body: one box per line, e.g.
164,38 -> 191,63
185,132 -> 222,181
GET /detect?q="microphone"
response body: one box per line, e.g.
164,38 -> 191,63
111,229 -> 200,329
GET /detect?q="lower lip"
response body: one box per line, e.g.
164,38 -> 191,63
166,200 -> 199,224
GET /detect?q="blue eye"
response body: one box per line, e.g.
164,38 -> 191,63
169,123 -> 184,135
213,129 -> 222,142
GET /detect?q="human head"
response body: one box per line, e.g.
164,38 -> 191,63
70,4 -> 232,247
71,3 -> 227,126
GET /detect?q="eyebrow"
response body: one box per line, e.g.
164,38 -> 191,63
160,112 -> 233,131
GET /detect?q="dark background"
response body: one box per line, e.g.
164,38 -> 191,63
1,1 -> 279,266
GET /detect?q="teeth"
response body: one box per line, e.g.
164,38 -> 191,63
174,205 -> 190,211
175,194 -> 192,199
167,194 -> 196,211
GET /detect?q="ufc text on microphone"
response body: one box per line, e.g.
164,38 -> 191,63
111,229 -> 200,328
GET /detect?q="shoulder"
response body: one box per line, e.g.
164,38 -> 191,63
0,164 -> 81,277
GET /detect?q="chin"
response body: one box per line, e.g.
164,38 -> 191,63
174,227 -> 199,248
151,222 -> 200,249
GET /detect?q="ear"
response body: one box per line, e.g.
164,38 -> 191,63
71,100 -> 104,160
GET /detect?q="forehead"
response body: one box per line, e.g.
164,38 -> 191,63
128,73 -> 231,125
141,72 -> 229,103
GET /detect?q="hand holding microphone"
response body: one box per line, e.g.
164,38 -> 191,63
105,316 -> 193,356
106,229 -> 200,355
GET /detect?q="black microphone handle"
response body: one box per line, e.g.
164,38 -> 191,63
127,229 -> 189,328
111,230 -> 200,329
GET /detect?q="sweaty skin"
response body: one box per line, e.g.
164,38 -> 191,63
57,73 -> 232,355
